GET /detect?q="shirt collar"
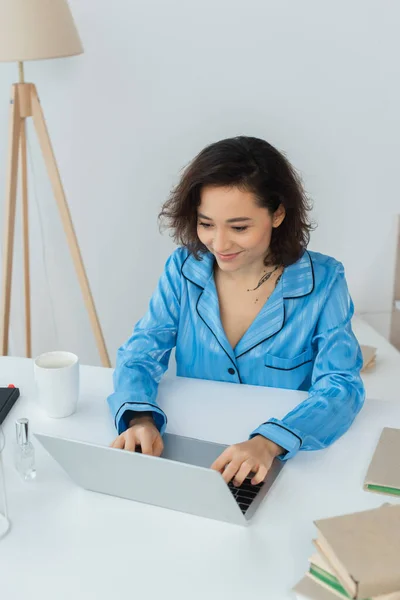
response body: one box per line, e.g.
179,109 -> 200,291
181,249 -> 314,299
281,250 -> 314,298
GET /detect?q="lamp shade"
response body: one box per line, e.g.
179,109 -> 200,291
0,0 -> 83,62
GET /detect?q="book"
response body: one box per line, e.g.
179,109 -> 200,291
293,574 -> 342,600
360,345 -> 377,371
308,551 -> 352,599
293,571 -> 400,600
364,428 -> 400,497
313,504 -> 400,598
307,552 -> 400,600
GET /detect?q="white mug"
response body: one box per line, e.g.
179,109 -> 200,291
34,351 -> 80,418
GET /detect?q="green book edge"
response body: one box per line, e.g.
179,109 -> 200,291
309,565 -> 372,600
366,484 -> 400,496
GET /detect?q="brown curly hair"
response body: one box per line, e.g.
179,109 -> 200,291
159,136 -> 314,266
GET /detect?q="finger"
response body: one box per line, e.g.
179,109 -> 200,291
153,434 -> 164,457
233,460 -> 254,487
124,431 -> 138,452
251,465 -> 268,486
210,447 -> 234,473
139,429 -> 154,455
111,435 -> 125,449
220,459 -> 243,484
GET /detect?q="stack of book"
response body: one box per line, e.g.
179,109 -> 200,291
294,426 -> 400,599
293,503 -> 400,600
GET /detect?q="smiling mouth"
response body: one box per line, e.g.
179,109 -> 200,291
215,251 -> 242,260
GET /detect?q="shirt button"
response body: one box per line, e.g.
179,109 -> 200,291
228,368 -> 235,375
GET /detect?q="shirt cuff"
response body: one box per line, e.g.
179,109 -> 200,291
115,402 -> 167,435
250,419 -> 302,460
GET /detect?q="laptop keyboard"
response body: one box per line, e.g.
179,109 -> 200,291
227,478 -> 264,514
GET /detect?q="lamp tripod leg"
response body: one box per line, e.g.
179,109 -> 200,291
0,85 -> 21,356
30,85 -> 110,367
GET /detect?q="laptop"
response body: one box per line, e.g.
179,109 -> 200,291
35,431 -> 284,526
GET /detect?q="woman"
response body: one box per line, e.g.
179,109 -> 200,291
107,136 -> 365,488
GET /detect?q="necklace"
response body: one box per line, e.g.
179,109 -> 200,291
247,266 -> 283,304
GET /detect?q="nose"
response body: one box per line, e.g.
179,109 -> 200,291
212,228 -> 232,253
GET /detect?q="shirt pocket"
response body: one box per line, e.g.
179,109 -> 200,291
264,348 -> 314,371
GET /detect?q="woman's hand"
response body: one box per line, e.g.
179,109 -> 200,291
110,414 -> 164,456
211,435 -> 284,486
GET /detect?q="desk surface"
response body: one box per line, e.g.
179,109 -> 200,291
0,356 -> 400,600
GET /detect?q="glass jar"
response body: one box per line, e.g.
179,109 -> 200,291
0,424 -> 10,539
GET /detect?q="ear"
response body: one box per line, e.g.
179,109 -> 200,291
272,204 -> 286,228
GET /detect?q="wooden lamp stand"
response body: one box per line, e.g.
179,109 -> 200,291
0,63 -> 110,367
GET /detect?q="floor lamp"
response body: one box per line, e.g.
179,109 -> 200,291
0,0 -> 110,367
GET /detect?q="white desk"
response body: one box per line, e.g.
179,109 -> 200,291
0,356 -> 400,600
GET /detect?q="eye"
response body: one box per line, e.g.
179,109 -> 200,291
198,222 -> 212,228
232,226 -> 248,232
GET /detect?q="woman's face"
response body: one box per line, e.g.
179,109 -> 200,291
197,185 -> 285,273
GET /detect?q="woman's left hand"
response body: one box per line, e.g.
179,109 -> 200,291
211,435 -> 284,486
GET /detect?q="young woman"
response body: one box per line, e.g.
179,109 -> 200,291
107,136 -> 365,487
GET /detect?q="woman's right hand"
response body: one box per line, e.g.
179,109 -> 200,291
110,413 -> 164,456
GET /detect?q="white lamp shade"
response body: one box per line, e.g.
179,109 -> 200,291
0,0 -> 83,62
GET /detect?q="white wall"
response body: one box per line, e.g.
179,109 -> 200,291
0,0 -> 399,365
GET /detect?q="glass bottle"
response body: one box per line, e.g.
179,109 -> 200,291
0,424 -> 10,538
15,418 -> 36,481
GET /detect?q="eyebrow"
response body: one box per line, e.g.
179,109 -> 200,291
198,213 -> 253,223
